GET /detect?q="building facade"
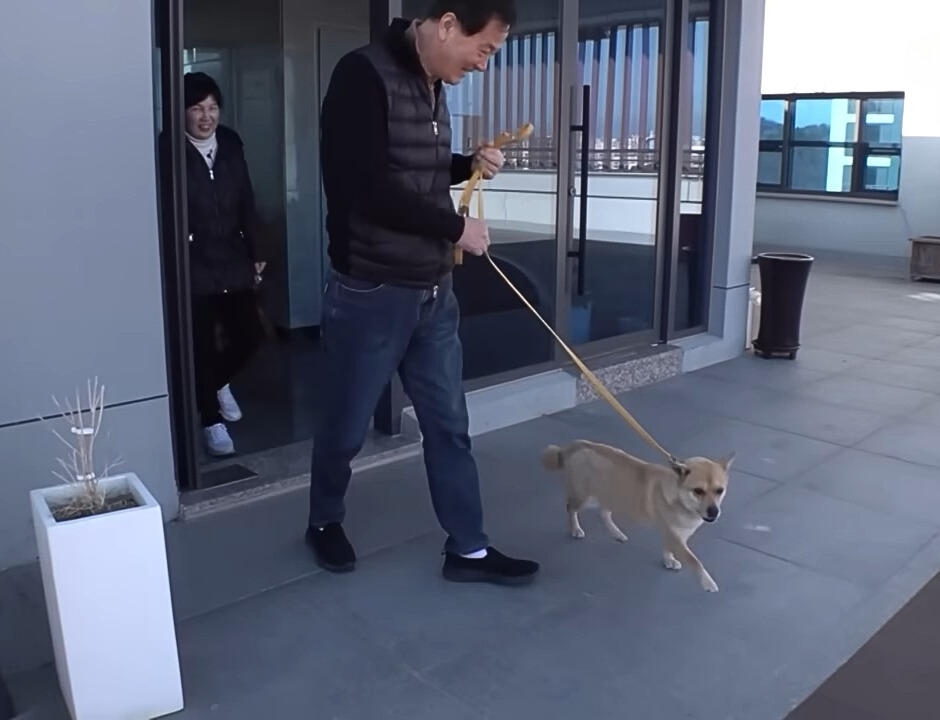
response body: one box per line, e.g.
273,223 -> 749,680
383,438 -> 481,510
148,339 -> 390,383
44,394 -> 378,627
755,0 -> 939,258
0,0 -> 764,676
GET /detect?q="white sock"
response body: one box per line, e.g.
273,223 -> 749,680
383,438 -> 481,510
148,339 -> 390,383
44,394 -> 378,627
460,548 -> 487,560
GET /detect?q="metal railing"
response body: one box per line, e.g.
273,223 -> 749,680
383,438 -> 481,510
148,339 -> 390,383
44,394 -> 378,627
466,144 -> 707,176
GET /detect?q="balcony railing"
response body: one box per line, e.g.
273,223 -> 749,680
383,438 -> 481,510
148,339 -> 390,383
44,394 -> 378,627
470,145 -> 706,176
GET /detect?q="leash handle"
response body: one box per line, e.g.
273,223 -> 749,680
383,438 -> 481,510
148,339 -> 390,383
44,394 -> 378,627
454,125 -> 533,266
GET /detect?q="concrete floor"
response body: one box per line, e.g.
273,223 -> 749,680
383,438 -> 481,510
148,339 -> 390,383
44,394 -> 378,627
12,255 -> 940,719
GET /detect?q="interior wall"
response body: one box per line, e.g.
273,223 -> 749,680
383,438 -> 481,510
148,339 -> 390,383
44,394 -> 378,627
283,0 -> 371,328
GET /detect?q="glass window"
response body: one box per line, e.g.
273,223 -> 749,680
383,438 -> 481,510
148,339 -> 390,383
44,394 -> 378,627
862,98 -> 903,146
758,92 -> 903,199
863,152 -> 901,192
759,99 -> 786,140
790,146 -> 853,193
792,97 -> 858,142
757,151 -> 782,186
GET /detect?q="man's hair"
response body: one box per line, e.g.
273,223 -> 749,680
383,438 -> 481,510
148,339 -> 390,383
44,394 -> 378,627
184,72 -> 224,111
424,0 -> 516,36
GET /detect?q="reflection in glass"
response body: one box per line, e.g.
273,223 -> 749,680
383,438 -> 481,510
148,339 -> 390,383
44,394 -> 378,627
565,0 -> 668,343
862,98 -> 903,145
792,98 -> 858,142
791,146 -> 854,193
864,153 -> 901,192
757,151 -> 783,186
759,99 -> 786,139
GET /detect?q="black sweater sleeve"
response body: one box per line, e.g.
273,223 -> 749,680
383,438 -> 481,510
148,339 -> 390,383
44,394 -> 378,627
450,153 -> 474,185
320,53 -> 466,244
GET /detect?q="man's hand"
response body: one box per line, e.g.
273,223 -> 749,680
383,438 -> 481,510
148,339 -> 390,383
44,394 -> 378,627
472,145 -> 504,179
457,217 -> 490,257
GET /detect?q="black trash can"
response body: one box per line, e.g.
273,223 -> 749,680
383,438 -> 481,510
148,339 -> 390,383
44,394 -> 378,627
753,252 -> 814,360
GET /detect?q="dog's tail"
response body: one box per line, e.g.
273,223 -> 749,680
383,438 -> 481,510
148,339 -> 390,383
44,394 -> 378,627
541,444 -> 565,471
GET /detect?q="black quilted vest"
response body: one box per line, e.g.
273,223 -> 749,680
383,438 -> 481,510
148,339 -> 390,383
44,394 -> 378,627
346,20 -> 457,287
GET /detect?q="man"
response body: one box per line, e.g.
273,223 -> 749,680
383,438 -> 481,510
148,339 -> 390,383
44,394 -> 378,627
308,0 -> 539,586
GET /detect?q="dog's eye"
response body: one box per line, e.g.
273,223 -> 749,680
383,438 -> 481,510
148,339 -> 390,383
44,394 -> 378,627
715,488 -> 724,495
693,488 -> 706,497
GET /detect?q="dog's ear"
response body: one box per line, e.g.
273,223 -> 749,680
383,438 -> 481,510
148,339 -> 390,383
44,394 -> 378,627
674,463 -> 691,480
717,452 -> 736,471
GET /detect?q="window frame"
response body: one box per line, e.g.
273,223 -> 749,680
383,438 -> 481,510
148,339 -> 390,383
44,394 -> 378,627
757,90 -> 904,201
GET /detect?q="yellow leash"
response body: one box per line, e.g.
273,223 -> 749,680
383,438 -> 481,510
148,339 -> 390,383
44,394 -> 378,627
455,124 -> 683,470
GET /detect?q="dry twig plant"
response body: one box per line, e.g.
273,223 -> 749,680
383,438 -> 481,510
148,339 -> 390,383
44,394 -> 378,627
47,378 -> 134,521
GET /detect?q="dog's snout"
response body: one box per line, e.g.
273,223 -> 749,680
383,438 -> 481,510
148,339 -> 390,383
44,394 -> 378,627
704,505 -> 720,522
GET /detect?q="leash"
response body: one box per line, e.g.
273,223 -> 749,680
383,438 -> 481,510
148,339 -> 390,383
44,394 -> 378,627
455,124 -> 683,470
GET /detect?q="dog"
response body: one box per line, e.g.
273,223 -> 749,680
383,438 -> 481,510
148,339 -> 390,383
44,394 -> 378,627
541,440 -> 734,592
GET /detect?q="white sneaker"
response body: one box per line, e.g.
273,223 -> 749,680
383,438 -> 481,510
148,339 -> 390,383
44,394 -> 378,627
217,384 -> 242,422
204,423 -> 235,456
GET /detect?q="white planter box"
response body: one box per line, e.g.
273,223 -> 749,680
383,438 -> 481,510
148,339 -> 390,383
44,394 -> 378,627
30,473 -> 184,720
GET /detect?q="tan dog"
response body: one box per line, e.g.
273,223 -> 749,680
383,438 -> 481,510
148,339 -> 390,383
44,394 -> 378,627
542,440 -> 734,592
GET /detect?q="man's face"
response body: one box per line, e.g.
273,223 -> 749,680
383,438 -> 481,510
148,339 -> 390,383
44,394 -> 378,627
434,14 -> 509,84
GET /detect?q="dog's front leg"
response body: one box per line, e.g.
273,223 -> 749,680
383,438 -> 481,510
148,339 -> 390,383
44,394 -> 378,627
567,502 -> 586,539
661,529 -> 718,592
662,549 -> 682,571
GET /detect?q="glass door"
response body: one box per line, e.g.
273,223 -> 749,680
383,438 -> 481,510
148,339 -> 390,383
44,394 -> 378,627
559,0 -> 669,349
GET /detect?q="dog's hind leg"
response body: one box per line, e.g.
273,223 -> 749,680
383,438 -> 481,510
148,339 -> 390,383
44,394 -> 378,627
600,509 -> 628,543
567,499 -> 586,539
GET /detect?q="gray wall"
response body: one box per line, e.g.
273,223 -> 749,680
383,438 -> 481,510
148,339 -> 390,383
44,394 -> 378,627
0,0 -> 177,575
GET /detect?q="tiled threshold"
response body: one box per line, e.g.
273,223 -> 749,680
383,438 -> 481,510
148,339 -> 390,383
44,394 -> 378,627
180,344 -> 682,520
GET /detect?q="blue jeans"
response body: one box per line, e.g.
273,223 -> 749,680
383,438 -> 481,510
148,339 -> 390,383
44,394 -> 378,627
309,270 -> 489,555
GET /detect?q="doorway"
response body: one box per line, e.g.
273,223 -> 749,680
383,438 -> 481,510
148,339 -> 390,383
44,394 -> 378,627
156,0 -> 406,491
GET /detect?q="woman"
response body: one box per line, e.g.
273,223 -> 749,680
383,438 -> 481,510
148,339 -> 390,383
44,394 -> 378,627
183,72 -> 266,457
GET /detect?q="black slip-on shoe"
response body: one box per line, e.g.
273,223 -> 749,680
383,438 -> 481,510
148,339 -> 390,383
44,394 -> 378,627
442,546 -> 539,586
306,523 -> 356,573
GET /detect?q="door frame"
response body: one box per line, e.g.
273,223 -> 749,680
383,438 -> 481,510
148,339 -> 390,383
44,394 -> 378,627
666,0 -> 724,341
155,0 -> 200,491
